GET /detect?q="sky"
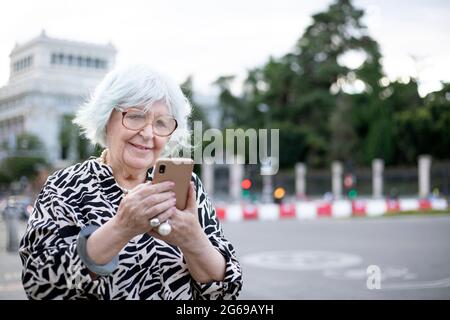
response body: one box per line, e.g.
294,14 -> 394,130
0,0 -> 449,97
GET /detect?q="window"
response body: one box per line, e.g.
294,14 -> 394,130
49,52 -> 107,70
13,55 -> 34,73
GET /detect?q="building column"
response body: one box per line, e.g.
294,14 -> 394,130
372,159 -> 384,198
67,124 -> 79,161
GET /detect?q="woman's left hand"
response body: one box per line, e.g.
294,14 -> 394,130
148,182 -> 206,252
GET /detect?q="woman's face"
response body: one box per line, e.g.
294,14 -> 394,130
106,102 -> 171,171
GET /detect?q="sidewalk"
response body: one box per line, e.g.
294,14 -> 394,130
0,219 -> 27,300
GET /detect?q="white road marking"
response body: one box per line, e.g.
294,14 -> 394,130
382,277 -> 450,290
0,282 -> 22,292
323,266 -> 417,281
242,250 -> 362,271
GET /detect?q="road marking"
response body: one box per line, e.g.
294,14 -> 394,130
323,266 -> 417,281
2,271 -> 21,281
0,282 -> 23,292
382,277 -> 450,290
323,266 -> 450,290
242,250 -> 362,271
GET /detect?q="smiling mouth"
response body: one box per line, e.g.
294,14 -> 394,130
129,142 -> 151,150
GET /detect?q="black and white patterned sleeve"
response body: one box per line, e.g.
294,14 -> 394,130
190,174 -> 243,300
19,177 -> 106,300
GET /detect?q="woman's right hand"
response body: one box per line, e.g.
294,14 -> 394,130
113,181 -> 177,240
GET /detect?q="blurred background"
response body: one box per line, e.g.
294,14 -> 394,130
0,0 -> 449,299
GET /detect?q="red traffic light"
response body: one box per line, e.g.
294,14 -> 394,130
344,174 -> 354,188
241,179 -> 252,190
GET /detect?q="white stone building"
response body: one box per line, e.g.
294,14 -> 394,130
0,31 -> 116,165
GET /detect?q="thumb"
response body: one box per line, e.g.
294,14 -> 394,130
185,182 -> 197,212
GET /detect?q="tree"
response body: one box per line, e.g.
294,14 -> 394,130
181,76 -> 211,129
211,0 -> 449,169
60,114 -> 94,161
214,0 -> 386,168
180,76 -> 212,175
0,132 -> 48,185
393,82 -> 450,163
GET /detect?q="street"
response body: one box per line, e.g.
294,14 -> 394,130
223,214 -> 450,299
1,214 -> 450,299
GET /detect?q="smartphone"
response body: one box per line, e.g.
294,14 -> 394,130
152,158 -> 194,210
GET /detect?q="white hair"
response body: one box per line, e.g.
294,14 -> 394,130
73,64 -> 192,157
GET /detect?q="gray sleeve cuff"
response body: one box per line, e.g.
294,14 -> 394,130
76,225 -> 119,276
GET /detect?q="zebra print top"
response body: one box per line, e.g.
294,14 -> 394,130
19,158 -> 242,300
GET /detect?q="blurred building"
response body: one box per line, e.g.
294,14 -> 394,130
0,31 -> 116,165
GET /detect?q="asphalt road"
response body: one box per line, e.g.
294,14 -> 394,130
222,214 -> 450,299
1,214 -> 449,299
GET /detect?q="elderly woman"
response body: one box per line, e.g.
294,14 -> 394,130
19,65 -> 242,300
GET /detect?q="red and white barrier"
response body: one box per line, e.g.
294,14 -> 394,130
295,202 -> 317,219
214,198 -> 449,222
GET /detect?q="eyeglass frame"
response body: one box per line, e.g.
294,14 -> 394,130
114,106 -> 178,137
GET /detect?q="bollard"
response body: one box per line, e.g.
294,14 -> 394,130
3,199 -> 20,253
372,159 -> 384,198
230,155 -> 244,202
332,161 -> 343,200
418,155 -> 431,199
295,163 -> 306,198
201,158 -> 215,198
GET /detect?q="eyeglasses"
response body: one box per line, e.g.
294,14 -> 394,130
115,107 -> 178,137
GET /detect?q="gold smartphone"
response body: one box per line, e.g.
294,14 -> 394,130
152,158 -> 194,210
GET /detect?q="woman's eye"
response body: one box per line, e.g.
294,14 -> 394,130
156,119 -> 168,127
128,114 -> 145,120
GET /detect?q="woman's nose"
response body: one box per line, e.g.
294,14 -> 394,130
139,122 -> 154,139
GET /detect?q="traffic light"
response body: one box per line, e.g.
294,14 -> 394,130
241,179 -> 252,200
273,187 -> 286,204
344,174 -> 355,189
348,189 -> 358,199
344,174 -> 357,199
241,179 -> 252,190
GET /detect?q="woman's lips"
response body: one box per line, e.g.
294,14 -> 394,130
129,142 -> 151,151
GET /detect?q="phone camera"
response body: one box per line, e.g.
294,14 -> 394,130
159,164 -> 166,174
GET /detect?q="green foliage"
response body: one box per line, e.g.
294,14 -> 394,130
0,133 -> 48,184
1,156 -> 47,182
394,83 -> 450,162
181,76 -> 214,177
181,76 -> 211,130
60,114 -> 98,160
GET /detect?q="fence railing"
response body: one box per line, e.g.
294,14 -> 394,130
210,160 -> 450,201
